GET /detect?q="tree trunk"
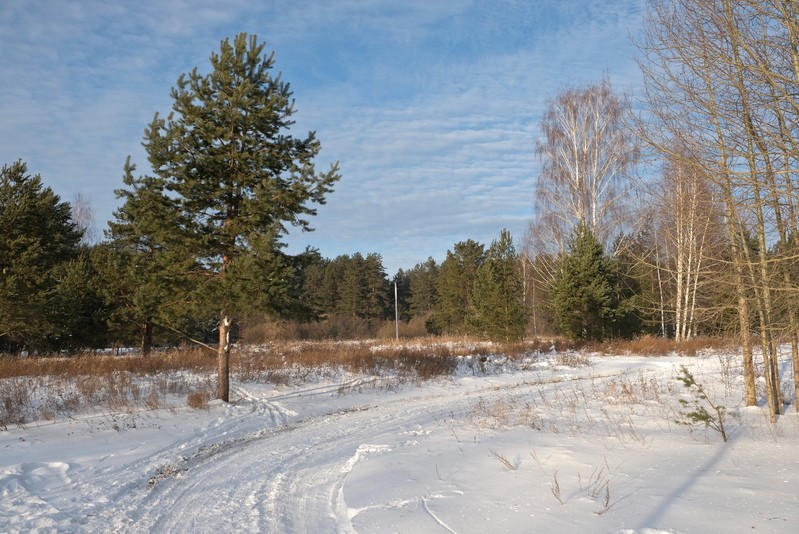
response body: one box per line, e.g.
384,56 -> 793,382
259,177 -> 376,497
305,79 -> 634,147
738,292 -> 757,407
140,319 -> 153,356
793,328 -> 799,414
217,313 -> 231,402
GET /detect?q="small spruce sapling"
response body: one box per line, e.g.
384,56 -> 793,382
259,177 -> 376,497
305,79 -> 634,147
675,365 -> 728,442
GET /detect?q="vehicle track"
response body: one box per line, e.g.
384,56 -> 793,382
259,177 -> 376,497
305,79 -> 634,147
78,364 -> 637,532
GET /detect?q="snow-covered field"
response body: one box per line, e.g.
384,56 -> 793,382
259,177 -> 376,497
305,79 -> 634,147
2,349 -> 798,533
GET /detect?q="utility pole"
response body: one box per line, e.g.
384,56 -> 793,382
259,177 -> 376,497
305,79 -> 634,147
394,282 -> 399,340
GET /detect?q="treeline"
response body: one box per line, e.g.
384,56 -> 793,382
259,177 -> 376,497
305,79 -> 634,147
0,156 -> 746,357
295,233 -> 529,342
0,167 -> 535,352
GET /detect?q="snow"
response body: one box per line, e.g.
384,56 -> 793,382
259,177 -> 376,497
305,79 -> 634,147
2,350 -> 798,533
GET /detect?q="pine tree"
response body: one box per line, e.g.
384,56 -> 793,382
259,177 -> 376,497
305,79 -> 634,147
468,230 -> 527,342
297,249 -> 328,320
103,159 -> 196,354
48,252 -> 109,352
337,253 -> 364,319
429,240 -> 485,334
407,258 -> 438,317
361,253 -> 390,322
0,161 -> 83,352
320,255 -> 347,316
551,224 -> 623,341
124,33 -> 340,400
392,268 -> 412,321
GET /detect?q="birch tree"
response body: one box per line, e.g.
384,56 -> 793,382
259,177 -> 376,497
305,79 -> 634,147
652,154 -> 722,340
529,79 -> 640,258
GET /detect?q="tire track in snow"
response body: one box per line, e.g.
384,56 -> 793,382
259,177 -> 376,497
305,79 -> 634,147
80,365 -> 634,532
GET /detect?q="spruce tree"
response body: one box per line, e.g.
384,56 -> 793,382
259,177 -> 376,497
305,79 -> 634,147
551,224 -> 623,341
0,161 -> 83,352
468,230 -> 527,342
124,33 -> 340,400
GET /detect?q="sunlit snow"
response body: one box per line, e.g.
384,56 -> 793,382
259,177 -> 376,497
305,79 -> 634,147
2,349 -> 798,533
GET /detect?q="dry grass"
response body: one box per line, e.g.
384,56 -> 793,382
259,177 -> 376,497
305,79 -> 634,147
0,347 -> 213,380
489,449 -> 520,470
0,335 -> 734,429
586,336 -> 733,357
233,338 -> 476,385
187,390 -> 211,410
0,348 -> 215,428
601,370 -> 677,405
0,338 -> 514,427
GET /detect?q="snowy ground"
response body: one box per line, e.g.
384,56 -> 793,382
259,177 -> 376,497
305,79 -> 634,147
2,349 -> 798,533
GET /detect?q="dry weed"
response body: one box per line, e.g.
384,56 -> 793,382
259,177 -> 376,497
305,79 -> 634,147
602,371 -> 674,405
550,471 -> 564,504
0,377 -> 31,429
489,449 -> 520,470
471,396 -> 542,430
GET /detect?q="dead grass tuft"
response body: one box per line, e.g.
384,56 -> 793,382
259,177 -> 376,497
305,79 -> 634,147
187,390 -> 211,410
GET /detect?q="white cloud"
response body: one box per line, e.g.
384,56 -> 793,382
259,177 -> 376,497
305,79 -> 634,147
0,0 -> 646,272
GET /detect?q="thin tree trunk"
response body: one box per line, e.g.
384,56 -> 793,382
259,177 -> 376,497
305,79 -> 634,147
703,79 -> 757,407
141,319 -> 153,356
675,195 -> 685,340
773,0 -> 799,413
655,244 -> 667,338
217,313 -> 231,402
793,317 -> 799,413
738,291 -> 757,406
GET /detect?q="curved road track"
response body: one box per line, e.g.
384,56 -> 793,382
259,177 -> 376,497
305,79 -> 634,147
74,364 -> 634,533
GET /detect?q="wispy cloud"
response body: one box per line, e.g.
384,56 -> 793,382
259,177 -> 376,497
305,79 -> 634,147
0,0 -> 646,272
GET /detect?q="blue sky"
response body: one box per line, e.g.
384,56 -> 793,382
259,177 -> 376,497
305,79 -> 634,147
0,0 -> 645,274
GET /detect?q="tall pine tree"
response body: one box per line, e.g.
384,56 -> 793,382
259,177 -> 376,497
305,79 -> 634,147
468,230 -> 527,342
429,240 -> 485,334
361,253 -> 390,322
407,258 -> 438,318
125,33 -> 340,400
